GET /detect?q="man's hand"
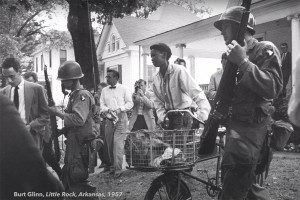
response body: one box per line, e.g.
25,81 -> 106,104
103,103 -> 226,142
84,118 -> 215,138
227,40 -> 248,65
137,89 -> 144,97
48,106 -> 59,116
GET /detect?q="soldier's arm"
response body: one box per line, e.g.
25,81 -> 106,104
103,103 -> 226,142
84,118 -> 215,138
64,93 -> 91,127
238,43 -> 283,99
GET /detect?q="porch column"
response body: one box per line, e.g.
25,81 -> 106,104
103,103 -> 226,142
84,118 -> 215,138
287,13 -> 300,88
188,56 -> 195,79
175,43 -> 186,58
142,53 -> 149,83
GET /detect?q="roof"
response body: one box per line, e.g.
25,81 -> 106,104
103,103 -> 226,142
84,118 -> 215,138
112,4 -> 200,46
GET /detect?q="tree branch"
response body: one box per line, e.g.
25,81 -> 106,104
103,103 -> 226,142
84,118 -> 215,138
25,26 -> 48,38
16,9 -> 42,37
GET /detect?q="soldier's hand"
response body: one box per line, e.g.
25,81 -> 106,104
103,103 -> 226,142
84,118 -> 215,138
48,106 -> 59,116
227,40 -> 247,65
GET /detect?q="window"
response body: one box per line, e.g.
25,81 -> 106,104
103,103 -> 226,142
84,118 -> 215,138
36,57 -> 38,72
49,50 -> 52,68
107,43 -> 110,52
60,49 -> 67,65
41,55 -> 44,71
116,40 -> 120,50
112,35 -> 116,51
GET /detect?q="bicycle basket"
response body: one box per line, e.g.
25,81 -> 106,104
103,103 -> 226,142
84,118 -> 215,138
124,129 -> 201,170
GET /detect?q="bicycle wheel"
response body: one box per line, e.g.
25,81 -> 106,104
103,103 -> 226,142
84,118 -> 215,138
144,175 -> 192,200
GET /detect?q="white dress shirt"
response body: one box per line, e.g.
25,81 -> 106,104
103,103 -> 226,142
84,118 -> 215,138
10,78 -> 26,123
100,83 -> 133,113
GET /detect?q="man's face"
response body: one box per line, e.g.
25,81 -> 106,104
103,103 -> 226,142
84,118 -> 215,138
61,79 -> 74,90
2,67 -> 21,87
221,21 -> 235,45
151,49 -> 166,68
280,45 -> 288,53
97,86 -> 104,94
105,72 -> 117,86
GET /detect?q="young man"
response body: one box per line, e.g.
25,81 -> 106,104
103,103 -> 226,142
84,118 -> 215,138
150,43 -> 210,130
100,69 -> 133,178
1,57 -> 49,151
207,53 -> 227,102
48,61 -> 97,194
214,6 -> 282,199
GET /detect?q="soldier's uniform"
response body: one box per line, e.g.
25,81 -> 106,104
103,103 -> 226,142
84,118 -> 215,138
214,6 -> 283,200
62,88 -> 97,194
53,61 -> 98,197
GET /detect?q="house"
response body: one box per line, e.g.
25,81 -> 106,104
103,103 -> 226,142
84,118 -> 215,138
31,46 -> 75,105
96,4 -> 205,91
134,0 -> 300,96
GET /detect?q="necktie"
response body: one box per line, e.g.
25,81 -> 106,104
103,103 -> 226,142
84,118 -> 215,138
282,53 -> 286,61
14,86 -> 19,109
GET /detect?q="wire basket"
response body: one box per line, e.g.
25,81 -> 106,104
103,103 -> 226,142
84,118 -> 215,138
124,129 -> 202,170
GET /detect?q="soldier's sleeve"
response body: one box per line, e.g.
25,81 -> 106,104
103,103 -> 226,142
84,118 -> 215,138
64,92 -> 91,127
238,42 -> 283,99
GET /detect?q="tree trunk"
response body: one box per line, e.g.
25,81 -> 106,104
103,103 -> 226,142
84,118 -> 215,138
66,0 -> 99,90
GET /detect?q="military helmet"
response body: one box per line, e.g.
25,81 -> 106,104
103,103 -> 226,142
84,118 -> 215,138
57,61 -> 84,80
214,6 -> 256,35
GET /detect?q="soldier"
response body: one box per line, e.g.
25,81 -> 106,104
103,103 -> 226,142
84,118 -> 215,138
214,6 -> 282,199
48,61 -> 97,195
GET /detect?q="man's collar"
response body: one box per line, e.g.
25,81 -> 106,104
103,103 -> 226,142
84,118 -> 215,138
18,77 -> 24,88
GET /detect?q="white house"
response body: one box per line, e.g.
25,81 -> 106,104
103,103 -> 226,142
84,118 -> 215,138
96,4 -> 207,91
31,46 -> 75,105
135,0 -> 300,96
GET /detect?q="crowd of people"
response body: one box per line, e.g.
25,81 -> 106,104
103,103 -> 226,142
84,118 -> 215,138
1,5 -> 300,200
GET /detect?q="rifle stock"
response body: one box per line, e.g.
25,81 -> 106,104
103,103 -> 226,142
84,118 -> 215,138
44,65 -> 61,163
198,0 -> 252,155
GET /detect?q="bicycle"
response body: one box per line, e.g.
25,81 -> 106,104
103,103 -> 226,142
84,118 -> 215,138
124,110 -> 225,200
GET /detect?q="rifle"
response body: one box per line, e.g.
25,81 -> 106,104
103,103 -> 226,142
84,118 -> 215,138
44,64 -> 61,163
198,0 -> 252,155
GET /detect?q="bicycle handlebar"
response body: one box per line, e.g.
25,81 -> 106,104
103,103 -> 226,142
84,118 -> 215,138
164,109 -> 205,125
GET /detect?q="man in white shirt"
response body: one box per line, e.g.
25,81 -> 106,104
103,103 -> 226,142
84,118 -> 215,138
150,43 -> 210,130
100,69 -> 133,178
1,57 -> 49,151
